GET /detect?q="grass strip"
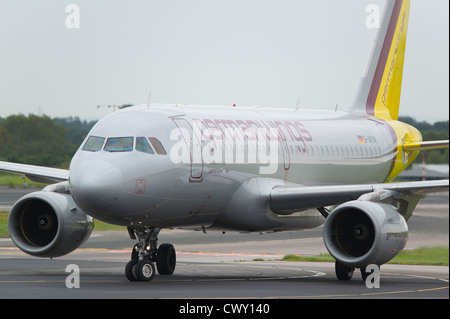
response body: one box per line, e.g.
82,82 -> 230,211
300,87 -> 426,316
282,246 -> 449,266
0,173 -> 47,188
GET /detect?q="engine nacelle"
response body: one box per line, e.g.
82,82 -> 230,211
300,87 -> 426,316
323,200 -> 408,268
8,191 -> 94,258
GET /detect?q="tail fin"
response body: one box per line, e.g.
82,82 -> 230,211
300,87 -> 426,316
349,0 -> 411,120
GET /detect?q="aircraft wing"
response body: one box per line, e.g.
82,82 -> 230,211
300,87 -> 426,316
0,161 -> 69,184
270,179 -> 449,217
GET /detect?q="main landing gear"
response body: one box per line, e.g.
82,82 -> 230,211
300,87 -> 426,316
335,261 -> 376,282
125,226 -> 176,282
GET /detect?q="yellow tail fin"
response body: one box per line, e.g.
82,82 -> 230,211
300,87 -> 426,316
350,0 -> 411,121
349,1 -> 448,182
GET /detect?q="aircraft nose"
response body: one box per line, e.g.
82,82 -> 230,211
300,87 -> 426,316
70,160 -> 123,214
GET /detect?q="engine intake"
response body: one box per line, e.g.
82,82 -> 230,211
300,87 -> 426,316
8,191 -> 94,258
323,200 -> 408,268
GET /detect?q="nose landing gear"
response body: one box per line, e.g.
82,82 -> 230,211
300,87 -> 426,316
125,226 -> 176,282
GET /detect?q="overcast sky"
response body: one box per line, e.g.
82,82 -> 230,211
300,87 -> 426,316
0,0 -> 448,123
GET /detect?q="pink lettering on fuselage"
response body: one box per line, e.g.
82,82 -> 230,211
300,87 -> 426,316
196,118 -> 313,152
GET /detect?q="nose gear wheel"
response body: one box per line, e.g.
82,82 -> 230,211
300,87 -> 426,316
124,226 -> 176,282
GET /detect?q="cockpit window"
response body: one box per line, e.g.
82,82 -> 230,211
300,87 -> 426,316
104,137 -> 133,152
82,136 -> 105,152
136,137 -> 154,154
148,137 -> 167,155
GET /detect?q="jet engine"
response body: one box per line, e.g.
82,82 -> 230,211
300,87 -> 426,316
8,191 -> 94,258
323,200 -> 408,268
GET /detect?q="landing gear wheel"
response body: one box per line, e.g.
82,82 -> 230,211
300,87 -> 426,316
125,227 -> 177,281
360,266 -> 369,282
125,259 -> 139,282
335,261 -> 354,281
136,260 -> 156,282
157,243 -> 176,275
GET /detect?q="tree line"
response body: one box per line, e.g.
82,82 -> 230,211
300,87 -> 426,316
0,114 -> 448,168
398,116 -> 449,165
0,114 -> 96,168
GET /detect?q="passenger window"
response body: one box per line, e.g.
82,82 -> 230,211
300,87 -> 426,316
82,136 -> 105,152
148,137 -> 167,155
136,137 -> 154,154
104,137 -> 133,152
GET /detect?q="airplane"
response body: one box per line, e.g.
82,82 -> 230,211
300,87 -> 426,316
1,0 -> 448,282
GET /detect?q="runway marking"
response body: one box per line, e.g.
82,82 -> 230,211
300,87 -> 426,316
0,280 -> 55,283
1,277 -> 445,299
384,272 -> 449,285
0,247 -> 22,256
0,265 -> 447,298
1,246 -> 448,298
0,279 -> 122,284
263,285 -> 449,299
0,246 -> 283,258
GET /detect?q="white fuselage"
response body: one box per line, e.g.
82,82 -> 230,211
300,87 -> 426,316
69,104 -> 398,231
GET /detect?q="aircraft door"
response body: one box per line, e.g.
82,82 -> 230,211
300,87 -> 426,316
280,136 -> 290,170
172,118 -> 203,182
274,121 -> 291,170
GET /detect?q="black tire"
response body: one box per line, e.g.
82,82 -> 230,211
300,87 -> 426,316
156,243 -> 176,275
136,260 -> 156,282
360,266 -> 369,282
125,259 -> 139,281
335,261 -> 354,281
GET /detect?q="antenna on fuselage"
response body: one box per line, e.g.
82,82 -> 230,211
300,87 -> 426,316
147,91 -> 152,109
295,97 -> 300,110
